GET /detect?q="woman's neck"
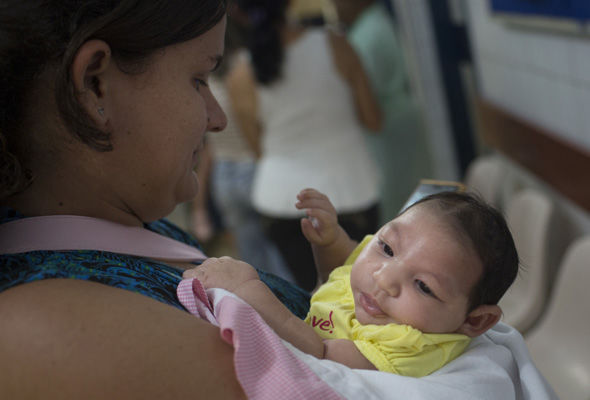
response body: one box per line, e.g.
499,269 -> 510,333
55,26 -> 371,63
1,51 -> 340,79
4,168 -> 144,227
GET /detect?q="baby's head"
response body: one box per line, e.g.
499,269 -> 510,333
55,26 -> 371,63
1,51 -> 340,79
350,191 -> 518,337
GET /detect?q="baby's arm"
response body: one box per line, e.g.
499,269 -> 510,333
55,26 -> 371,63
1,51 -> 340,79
296,189 -> 358,283
183,258 -> 325,358
184,258 -> 377,370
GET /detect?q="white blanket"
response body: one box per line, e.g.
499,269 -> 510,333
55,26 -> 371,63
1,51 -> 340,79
284,322 -> 557,399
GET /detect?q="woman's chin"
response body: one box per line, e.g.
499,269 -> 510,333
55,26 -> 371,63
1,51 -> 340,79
177,174 -> 200,204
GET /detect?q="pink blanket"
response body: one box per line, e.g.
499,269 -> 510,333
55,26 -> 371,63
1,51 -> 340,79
177,278 -> 343,400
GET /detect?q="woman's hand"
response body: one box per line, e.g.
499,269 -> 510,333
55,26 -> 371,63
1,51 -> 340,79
183,257 -> 259,292
296,188 -> 340,247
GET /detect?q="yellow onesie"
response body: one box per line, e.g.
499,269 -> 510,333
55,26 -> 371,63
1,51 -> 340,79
304,236 -> 471,377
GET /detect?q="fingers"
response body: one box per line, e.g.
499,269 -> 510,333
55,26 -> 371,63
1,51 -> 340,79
295,188 -> 341,247
296,188 -> 336,214
182,268 -> 200,279
181,257 -> 227,279
182,257 -> 259,292
302,207 -> 331,231
300,217 -> 321,243
296,188 -> 329,204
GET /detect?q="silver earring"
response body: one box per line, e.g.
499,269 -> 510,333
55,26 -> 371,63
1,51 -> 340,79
98,107 -> 105,116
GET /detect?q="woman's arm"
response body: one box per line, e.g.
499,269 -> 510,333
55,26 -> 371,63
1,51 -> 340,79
0,279 -> 246,399
328,30 -> 382,133
225,58 -> 263,158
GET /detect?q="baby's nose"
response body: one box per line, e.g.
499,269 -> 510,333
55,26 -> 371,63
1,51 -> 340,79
374,267 -> 400,297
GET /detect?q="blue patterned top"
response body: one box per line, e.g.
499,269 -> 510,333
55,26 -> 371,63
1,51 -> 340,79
0,208 -> 311,319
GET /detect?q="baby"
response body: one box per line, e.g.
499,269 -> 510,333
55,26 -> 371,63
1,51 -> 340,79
184,188 -> 519,377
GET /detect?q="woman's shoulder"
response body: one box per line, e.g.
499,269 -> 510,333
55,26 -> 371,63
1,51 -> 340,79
0,211 -> 195,309
0,278 -> 246,399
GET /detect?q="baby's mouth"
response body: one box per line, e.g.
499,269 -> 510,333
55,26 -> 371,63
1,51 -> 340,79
359,293 -> 385,317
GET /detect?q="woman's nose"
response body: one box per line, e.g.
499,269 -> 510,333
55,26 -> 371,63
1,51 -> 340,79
206,93 -> 227,133
373,266 -> 400,297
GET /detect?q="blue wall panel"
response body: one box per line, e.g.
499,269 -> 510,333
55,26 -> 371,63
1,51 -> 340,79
490,0 -> 590,22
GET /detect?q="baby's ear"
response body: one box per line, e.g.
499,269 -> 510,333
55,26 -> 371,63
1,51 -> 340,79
455,305 -> 502,337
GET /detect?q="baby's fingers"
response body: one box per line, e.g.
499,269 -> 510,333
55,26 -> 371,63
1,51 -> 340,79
296,188 -> 329,204
297,188 -> 324,199
182,257 -> 222,279
183,268 -> 200,279
301,217 -> 322,243
296,191 -> 335,213
183,259 -> 214,278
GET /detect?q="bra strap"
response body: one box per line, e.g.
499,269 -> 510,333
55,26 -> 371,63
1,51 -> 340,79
0,215 -> 206,262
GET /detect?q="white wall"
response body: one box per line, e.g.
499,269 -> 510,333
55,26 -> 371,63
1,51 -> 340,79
465,0 -> 590,151
464,0 -> 590,237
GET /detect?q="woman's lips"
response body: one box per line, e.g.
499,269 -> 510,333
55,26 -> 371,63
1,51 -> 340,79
192,150 -> 199,167
359,293 -> 385,317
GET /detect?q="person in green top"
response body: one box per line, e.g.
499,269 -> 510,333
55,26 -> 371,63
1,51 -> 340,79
333,0 -> 434,223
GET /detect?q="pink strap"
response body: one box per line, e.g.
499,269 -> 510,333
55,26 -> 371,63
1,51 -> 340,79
0,215 -> 206,262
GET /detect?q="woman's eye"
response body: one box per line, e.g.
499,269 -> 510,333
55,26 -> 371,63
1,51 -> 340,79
378,240 -> 393,257
416,280 -> 435,297
194,78 -> 208,91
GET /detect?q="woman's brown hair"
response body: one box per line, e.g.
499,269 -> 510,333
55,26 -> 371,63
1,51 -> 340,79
0,0 -> 226,199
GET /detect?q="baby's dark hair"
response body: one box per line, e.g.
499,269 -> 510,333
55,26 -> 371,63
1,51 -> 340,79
409,191 -> 519,312
0,0 -> 226,200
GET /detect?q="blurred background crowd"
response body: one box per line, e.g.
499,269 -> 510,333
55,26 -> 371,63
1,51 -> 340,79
169,0 -> 431,291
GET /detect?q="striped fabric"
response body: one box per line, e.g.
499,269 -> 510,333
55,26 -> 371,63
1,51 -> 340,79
177,278 -> 343,400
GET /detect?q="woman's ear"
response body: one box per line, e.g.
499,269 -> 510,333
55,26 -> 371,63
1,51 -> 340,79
71,40 -> 112,122
455,304 -> 502,337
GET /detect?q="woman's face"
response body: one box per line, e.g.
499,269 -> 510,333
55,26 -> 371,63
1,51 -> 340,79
102,18 -> 227,222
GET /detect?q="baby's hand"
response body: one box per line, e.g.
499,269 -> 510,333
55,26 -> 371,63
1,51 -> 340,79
296,188 -> 340,247
183,257 -> 259,292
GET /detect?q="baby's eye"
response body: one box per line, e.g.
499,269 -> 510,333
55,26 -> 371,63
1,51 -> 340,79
378,239 -> 394,257
416,280 -> 435,297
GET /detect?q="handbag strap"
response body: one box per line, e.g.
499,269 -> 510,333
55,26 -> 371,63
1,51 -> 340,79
0,215 -> 206,262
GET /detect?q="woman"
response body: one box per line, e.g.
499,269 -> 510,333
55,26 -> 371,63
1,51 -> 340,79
228,0 -> 383,291
0,1 -> 309,398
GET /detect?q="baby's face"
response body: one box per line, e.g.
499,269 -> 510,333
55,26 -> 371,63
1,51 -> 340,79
350,204 -> 482,334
